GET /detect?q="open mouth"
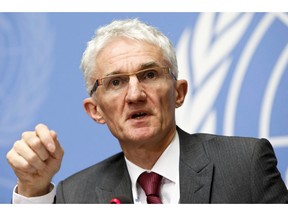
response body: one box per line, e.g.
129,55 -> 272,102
131,112 -> 148,119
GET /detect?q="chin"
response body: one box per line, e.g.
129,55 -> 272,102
127,127 -> 157,141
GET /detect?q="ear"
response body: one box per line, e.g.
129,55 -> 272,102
83,98 -> 106,124
175,79 -> 188,108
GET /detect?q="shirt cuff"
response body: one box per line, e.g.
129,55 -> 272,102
12,183 -> 56,204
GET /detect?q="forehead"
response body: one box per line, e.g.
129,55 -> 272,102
94,37 -> 167,76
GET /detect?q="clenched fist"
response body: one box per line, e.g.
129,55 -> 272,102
6,124 -> 64,197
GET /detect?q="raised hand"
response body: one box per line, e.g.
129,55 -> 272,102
6,124 -> 64,197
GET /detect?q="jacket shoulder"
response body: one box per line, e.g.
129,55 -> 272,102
56,152 -> 126,203
62,151 -> 124,184
177,126 -> 263,157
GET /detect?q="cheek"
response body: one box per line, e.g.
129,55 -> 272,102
97,96 -> 122,122
155,86 -> 176,116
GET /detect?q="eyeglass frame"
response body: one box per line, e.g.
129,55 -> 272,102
89,66 -> 177,96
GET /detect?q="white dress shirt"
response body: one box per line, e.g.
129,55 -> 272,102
125,131 -> 180,204
13,132 -> 180,204
13,183 -> 56,204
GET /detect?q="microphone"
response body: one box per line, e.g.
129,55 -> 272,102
110,196 -> 132,204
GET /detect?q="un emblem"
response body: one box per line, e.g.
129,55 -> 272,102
175,12 -> 288,186
0,13 -> 54,193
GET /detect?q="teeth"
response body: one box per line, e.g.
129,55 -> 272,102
132,112 -> 146,119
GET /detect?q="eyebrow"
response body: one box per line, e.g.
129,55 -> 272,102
104,62 -> 160,77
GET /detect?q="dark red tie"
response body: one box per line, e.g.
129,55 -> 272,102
137,171 -> 163,204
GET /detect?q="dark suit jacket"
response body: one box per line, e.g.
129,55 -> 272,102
56,127 -> 288,203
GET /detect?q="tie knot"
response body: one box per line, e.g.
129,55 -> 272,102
137,171 -> 162,197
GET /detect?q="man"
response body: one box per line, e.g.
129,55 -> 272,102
6,18 -> 288,203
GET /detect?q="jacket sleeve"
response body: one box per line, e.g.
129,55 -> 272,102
250,138 -> 288,203
55,180 -> 65,203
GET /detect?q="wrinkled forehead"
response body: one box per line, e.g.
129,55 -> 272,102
94,37 -> 169,77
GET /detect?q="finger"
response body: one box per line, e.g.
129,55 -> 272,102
13,140 -> 46,171
50,130 -> 57,140
25,134 -> 50,161
7,147 -> 38,174
22,131 -> 50,161
49,130 -> 64,160
35,124 -> 56,153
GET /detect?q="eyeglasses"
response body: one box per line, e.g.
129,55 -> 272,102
90,67 -> 177,96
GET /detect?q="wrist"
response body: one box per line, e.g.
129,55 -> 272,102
13,183 -> 56,204
17,181 -> 52,197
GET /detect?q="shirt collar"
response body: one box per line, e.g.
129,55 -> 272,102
125,131 -> 180,199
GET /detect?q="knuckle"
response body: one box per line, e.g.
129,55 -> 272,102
35,123 -> 47,131
21,131 -> 33,139
27,154 -> 38,164
35,124 -> 52,143
6,149 -> 20,168
21,161 -> 32,172
13,140 -> 23,151
6,149 -> 13,161
29,137 -> 40,149
21,131 -> 27,138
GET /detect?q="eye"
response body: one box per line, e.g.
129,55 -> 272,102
111,78 -> 121,86
105,76 -> 128,90
147,71 -> 156,79
141,69 -> 159,80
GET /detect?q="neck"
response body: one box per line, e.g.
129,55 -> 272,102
121,126 -> 176,170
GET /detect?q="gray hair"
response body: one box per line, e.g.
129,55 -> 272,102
80,18 -> 179,94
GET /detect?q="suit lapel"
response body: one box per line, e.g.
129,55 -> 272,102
92,155 -> 134,203
178,127 -> 214,203
90,128 -> 214,204
180,160 -> 214,203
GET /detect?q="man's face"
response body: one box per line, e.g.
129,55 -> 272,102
86,37 -> 186,148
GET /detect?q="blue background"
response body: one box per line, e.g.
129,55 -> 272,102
1,13 -> 287,203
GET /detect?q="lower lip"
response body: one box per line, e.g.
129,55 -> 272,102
130,115 -> 149,122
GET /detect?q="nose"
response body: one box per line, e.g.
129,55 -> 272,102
125,75 -> 147,103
